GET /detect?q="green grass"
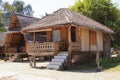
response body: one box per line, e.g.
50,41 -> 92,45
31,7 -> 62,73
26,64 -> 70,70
0,59 -> 4,62
67,56 -> 120,72
100,57 -> 120,71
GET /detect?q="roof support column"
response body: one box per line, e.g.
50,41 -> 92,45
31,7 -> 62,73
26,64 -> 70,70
68,25 -> 71,43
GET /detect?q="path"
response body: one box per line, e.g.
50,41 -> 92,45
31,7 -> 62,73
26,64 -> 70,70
0,62 -> 120,80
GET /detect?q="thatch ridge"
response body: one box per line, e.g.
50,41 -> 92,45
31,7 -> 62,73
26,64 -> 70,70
14,12 -> 39,20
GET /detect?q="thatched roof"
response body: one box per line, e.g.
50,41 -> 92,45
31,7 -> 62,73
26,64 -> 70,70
0,32 -> 6,46
9,13 -> 39,30
16,13 -> 39,29
23,8 -> 114,33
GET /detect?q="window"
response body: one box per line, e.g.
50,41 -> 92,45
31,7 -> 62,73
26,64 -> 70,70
90,31 -> 97,45
36,32 -> 47,42
52,30 -> 61,42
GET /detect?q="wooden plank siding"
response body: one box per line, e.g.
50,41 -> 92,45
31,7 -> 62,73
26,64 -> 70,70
89,30 -> 97,51
75,27 -> 103,52
89,30 -> 103,51
61,27 -> 68,43
76,27 -> 81,42
97,31 -> 103,51
81,28 -> 89,51
47,31 -> 52,42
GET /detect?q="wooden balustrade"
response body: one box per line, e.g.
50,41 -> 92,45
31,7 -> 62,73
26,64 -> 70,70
5,47 -> 26,53
26,42 -> 60,56
5,47 -> 17,53
69,42 -> 81,52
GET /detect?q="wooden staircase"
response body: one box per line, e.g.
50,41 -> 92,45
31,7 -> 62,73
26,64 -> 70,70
47,52 -> 69,70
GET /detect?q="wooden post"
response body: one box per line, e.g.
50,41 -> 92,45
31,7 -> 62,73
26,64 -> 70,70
96,51 -> 100,67
96,32 -> 102,71
29,56 -> 33,67
29,55 -> 36,68
68,25 -> 71,43
33,55 -> 36,67
33,32 -> 36,67
79,28 -> 80,41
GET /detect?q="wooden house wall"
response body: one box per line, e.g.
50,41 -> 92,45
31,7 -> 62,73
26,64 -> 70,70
97,31 -> 103,51
50,27 -> 68,43
46,31 -> 52,42
61,27 -> 68,43
89,30 -> 96,51
5,33 -> 25,47
75,27 -> 81,42
81,28 -> 89,51
89,31 -> 103,51
75,27 -> 103,52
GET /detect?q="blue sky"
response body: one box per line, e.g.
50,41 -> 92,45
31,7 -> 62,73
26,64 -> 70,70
2,0 -> 120,18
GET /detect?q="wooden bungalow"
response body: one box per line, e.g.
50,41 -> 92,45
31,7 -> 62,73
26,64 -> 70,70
23,8 -> 114,69
4,13 -> 39,61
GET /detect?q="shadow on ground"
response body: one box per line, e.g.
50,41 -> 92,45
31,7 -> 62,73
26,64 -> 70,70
65,56 -> 120,73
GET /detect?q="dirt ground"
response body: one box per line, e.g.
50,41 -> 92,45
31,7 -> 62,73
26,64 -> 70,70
0,61 -> 120,80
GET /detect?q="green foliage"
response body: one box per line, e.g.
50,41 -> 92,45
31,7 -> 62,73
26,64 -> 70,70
24,4 -> 33,16
3,0 -> 33,16
69,0 -> 120,48
69,0 -> 118,25
100,57 -> 120,70
12,0 -> 25,14
0,27 -> 6,32
0,0 -> 34,32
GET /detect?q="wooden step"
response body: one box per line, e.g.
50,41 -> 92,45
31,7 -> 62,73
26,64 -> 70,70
57,53 -> 69,56
47,64 -> 61,70
47,51 -> 69,70
52,59 -> 65,62
49,62 -> 62,65
54,56 -> 68,59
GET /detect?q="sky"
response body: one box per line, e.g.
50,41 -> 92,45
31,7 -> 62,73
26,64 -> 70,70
2,0 -> 120,18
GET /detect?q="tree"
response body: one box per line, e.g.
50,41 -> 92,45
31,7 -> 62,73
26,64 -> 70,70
0,0 -> 6,32
1,0 -> 34,31
3,0 -> 33,16
69,0 -> 118,25
69,0 -> 120,48
12,0 -> 24,14
24,4 -> 33,16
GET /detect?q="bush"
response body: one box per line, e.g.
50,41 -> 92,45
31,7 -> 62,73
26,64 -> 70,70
100,57 -> 120,68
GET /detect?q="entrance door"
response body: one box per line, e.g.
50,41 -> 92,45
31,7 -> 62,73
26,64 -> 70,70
52,30 -> 61,42
71,27 -> 76,42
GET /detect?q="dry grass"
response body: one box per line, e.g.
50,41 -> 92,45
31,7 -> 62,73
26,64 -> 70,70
0,59 -> 4,63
